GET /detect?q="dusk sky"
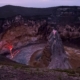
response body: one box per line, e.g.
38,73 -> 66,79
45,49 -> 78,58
0,0 -> 80,8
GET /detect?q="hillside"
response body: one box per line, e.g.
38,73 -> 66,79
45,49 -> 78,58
0,5 -> 53,18
0,5 -> 80,19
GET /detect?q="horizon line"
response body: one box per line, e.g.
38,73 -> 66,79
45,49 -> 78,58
0,4 -> 80,8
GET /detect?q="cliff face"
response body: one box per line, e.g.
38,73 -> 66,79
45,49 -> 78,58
0,6 -> 80,46
0,15 -> 50,51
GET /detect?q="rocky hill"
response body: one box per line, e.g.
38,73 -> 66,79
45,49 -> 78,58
0,5 -> 80,47
0,5 -> 52,18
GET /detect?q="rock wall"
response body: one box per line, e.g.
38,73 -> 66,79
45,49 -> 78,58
0,14 -> 80,47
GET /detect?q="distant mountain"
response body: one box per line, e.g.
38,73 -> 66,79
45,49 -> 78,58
0,5 -> 80,18
0,5 -> 53,18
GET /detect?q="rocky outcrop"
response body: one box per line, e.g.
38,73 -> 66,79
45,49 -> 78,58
28,29 -> 72,69
0,15 -> 52,52
47,29 -> 72,69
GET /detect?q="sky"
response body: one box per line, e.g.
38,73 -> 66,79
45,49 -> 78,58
0,0 -> 80,8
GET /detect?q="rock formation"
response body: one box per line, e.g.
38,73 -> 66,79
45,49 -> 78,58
29,28 -> 72,69
47,29 -> 72,69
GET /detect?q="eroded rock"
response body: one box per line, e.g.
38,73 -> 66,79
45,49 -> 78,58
47,29 -> 72,69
